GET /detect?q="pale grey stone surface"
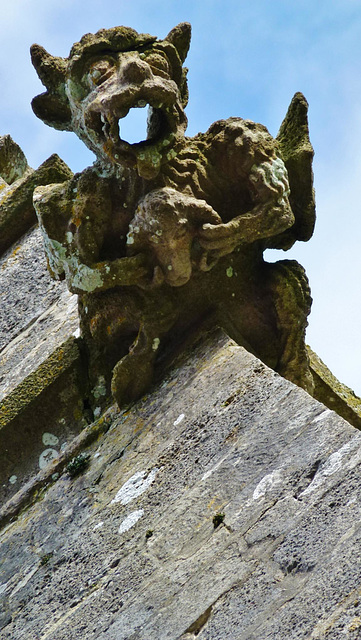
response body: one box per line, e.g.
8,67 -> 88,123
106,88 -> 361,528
0,226 -> 66,352
0,289 -> 78,401
0,227 -> 84,504
0,330 -> 360,639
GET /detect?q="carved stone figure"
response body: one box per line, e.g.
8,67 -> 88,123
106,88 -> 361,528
31,22 -> 316,409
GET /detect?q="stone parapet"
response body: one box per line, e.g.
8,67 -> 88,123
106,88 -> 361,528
0,135 -> 72,256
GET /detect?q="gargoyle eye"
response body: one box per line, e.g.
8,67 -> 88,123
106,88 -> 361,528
88,59 -> 115,86
144,52 -> 170,78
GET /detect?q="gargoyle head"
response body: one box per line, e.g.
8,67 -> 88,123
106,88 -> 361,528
31,23 -> 191,179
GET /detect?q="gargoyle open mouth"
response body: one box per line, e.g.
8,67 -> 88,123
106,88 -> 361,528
101,105 -> 168,146
87,99 -> 176,176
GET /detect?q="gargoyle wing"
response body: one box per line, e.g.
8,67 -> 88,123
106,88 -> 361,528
267,92 -> 316,250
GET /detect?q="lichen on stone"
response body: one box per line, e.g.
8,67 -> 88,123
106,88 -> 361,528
30,21 -> 316,410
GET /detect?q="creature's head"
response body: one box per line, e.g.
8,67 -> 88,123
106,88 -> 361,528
127,206 -> 194,287
31,23 -> 191,179
126,188 -> 222,287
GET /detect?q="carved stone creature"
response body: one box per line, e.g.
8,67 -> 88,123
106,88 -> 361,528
31,23 -> 316,408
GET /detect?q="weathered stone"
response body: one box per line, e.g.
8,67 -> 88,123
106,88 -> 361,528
308,346 -> 361,430
0,139 -> 73,256
0,230 -> 90,504
274,91 -> 315,248
31,23 -> 316,409
0,331 -> 360,639
0,226 -> 66,352
0,330 -> 88,504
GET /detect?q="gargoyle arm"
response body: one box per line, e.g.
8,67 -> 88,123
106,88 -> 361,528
63,253 -> 150,294
198,202 -> 293,256
198,156 -> 295,256
42,231 -> 149,294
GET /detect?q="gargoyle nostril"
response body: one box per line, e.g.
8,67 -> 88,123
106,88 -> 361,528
120,59 -> 152,84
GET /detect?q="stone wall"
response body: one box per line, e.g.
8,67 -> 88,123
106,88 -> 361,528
0,138 -> 90,502
1,330 -> 361,639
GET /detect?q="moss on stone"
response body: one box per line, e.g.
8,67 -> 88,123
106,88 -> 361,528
213,513 -> 225,529
308,346 -> 361,430
67,452 -> 90,477
0,337 -> 80,429
0,152 -> 72,256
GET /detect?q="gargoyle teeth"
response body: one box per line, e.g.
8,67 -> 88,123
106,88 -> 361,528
100,113 -> 110,138
109,115 -> 120,144
100,112 -> 120,143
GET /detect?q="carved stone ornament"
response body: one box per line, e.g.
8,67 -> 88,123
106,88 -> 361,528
31,22 -> 316,409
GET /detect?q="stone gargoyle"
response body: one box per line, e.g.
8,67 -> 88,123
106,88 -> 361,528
31,22 -> 316,410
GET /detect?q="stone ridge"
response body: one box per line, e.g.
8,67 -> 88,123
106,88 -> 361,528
0,336 -> 79,428
308,346 -> 361,429
0,133 -> 73,256
1,330 -> 361,639
0,290 -> 78,402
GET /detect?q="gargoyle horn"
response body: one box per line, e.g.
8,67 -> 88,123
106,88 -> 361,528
31,44 -> 67,91
275,92 -> 316,246
165,22 -> 191,64
30,44 -> 72,131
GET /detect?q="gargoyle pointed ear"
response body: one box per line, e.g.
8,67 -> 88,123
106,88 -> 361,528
165,22 -> 191,63
30,44 -> 72,131
31,44 -> 67,92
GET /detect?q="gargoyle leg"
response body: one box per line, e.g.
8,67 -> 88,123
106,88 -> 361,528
111,322 -> 157,407
111,289 -> 178,407
216,285 -> 280,372
78,290 -> 141,410
263,259 -> 314,394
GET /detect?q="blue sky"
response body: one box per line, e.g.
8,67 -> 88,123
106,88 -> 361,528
1,0 -> 361,394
